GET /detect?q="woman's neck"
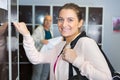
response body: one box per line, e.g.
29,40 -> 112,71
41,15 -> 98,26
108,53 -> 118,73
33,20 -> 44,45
65,32 -> 81,44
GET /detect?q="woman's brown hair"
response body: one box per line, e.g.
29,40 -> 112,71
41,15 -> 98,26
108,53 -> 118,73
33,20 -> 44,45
58,3 -> 83,21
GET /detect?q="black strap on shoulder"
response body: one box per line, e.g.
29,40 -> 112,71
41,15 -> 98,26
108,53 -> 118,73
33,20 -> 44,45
70,31 -> 86,49
69,31 -> 88,79
69,31 -> 115,79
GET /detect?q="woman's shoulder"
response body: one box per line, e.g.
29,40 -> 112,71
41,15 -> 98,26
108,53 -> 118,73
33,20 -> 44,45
77,36 -> 97,45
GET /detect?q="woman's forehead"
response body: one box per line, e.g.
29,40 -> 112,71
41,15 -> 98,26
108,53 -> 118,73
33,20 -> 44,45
59,9 -> 77,18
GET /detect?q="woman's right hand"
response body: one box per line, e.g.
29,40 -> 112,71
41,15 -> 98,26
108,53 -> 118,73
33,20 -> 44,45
13,22 -> 30,36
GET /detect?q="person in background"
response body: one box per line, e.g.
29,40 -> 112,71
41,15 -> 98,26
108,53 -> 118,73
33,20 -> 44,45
0,22 -> 18,80
13,3 -> 112,80
31,15 -> 53,80
0,22 -> 8,80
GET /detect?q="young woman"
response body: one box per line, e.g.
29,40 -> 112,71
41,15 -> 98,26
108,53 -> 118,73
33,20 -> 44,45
13,3 -> 112,80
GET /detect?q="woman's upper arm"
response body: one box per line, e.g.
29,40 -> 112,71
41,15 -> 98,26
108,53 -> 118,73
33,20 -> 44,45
23,35 -> 54,64
73,38 -> 112,80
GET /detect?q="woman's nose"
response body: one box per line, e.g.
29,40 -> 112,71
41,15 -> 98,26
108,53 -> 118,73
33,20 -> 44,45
63,20 -> 67,27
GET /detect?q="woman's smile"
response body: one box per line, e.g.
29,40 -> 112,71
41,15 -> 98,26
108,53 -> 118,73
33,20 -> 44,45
61,26 -> 71,33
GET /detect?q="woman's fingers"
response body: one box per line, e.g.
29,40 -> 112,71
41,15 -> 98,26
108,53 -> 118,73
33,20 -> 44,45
13,22 -> 18,28
13,22 -> 30,36
62,48 -> 77,63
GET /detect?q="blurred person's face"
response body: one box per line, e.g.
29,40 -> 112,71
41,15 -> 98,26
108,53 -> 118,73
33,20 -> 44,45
58,9 -> 83,39
43,15 -> 52,29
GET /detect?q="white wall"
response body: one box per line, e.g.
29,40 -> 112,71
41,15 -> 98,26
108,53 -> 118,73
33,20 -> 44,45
102,0 -> 120,72
19,0 -> 105,7
19,0 -> 120,72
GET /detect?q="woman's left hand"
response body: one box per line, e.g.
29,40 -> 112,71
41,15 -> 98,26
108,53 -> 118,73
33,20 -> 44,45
13,22 -> 30,36
62,48 -> 77,63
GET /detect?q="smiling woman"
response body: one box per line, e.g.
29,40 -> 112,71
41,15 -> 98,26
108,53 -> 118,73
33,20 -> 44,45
13,3 -> 112,80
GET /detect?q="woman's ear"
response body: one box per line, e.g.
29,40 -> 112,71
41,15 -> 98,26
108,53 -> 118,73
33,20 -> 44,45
78,19 -> 84,28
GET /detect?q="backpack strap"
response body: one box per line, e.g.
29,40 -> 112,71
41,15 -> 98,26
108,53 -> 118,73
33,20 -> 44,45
69,31 -> 88,79
70,31 -> 87,49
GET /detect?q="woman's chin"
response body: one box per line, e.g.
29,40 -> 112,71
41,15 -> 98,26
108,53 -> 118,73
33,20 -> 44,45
61,34 -> 70,38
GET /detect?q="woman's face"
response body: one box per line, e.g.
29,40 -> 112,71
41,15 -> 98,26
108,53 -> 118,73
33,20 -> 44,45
58,9 -> 83,39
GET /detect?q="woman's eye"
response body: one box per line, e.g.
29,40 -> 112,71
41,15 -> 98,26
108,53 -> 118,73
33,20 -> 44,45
57,18 -> 74,23
67,18 -> 73,22
58,18 -> 64,22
